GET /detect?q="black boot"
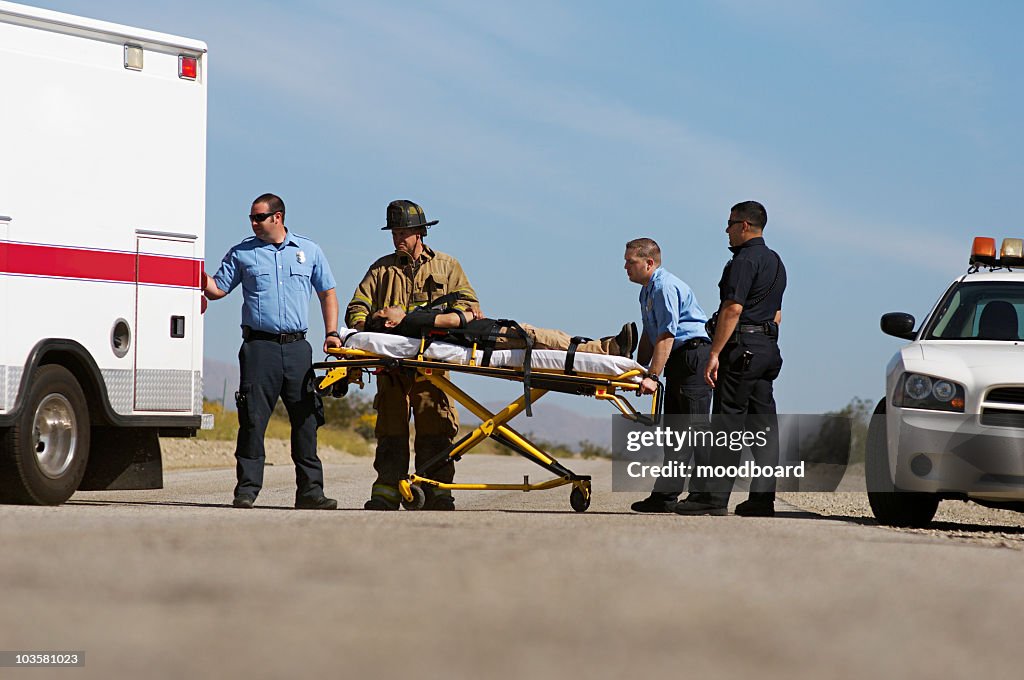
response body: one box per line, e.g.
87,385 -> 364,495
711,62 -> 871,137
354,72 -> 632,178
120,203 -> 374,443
735,492 -> 775,517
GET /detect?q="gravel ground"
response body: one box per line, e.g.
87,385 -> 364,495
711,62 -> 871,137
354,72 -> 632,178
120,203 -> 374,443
778,463 -> 1024,550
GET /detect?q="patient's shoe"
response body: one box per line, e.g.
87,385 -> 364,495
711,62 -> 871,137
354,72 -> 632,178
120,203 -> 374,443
612,322 -> 638,358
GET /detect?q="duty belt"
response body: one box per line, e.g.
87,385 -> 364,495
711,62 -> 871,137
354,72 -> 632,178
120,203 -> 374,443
242,326 -> 307,344
736,323 -> 777,336
674,337 -> 711,353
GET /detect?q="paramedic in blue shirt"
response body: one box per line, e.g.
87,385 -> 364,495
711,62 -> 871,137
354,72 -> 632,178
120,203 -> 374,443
203,193 -> 342,510
624,237 -> 713,513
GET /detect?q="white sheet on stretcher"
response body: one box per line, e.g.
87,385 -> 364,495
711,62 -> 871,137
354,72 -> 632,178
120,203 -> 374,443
338,329 -> 646,382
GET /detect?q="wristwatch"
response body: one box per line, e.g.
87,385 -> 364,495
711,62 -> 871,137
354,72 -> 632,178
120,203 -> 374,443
326,331 -> 341,339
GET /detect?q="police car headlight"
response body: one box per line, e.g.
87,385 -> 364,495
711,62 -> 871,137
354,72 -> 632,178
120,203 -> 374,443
905,374 -> 932,401
894,373 -> 965,412
932,380 -> 956,402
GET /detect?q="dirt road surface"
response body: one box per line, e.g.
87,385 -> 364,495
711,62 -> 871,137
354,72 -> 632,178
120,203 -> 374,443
2,440 -> 1023,680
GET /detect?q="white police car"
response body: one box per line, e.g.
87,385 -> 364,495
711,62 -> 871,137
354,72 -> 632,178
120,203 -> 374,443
867,237 -> 1024,527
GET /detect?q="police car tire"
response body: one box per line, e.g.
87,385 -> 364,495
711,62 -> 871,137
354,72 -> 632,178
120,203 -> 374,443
0,365 -> 91,505
865,398 -> 939,528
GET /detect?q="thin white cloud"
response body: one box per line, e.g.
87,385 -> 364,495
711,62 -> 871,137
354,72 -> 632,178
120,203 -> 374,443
193,0 -> 963,272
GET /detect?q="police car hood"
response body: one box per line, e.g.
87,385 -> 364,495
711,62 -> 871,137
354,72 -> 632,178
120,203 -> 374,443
910,341 -> 1024,383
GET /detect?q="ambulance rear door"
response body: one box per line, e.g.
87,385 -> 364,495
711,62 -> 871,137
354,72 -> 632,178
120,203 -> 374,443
134,232 -> 199,412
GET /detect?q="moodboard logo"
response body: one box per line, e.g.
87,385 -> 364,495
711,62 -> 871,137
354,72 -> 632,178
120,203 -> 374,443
610,414 -> 853,492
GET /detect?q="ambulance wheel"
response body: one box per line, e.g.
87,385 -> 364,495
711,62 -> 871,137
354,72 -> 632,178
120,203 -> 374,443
401,484 -> 426,511
0,365 -> 91,505
570,486 -> 591,513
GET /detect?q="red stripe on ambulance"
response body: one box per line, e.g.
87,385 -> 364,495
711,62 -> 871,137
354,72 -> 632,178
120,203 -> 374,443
0,242 -> 201,288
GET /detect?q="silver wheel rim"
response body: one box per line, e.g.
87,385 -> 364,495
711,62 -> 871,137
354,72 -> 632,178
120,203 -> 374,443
33,394 -> 77,479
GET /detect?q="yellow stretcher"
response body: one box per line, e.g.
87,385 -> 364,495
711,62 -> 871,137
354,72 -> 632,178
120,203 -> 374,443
313,330 -> 661,512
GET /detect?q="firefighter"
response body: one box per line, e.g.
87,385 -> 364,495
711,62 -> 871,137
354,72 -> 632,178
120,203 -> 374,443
204,193 -> 341,510
347,200 -> 479,511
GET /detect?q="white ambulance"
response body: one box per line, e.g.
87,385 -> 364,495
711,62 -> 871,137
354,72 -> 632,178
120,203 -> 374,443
0,2 -> 208,504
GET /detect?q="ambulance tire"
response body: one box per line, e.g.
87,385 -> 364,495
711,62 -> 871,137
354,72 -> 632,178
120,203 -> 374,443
865,398 -> 939,528
0,365 -> 91,505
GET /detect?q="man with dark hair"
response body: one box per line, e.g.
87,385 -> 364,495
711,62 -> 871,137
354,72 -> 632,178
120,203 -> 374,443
204,193 -> 341,510
624,238 -> 714,513
675,200 -> 786,517
367,305 -> 636,357
346,200 -> 479,511
252,192 -> 285,217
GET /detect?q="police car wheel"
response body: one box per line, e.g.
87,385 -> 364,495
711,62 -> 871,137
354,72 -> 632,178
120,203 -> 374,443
0,365 -> 91,505
865,398 -> 939,528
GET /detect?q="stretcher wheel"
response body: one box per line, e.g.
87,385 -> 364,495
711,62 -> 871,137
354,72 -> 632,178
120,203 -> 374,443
401,484 -> 426,511
570,486 -> 591,513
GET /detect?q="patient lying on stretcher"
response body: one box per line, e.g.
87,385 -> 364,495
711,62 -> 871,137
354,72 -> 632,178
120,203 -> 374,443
366,306 -> 638,359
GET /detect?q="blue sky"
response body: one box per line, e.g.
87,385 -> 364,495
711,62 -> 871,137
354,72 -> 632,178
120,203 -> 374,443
36,0 -> 1024,416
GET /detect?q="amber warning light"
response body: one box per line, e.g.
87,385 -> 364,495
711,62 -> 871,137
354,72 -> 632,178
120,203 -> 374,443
970,237 -> 996,266
179,55 -> 198,80
1001,238 -> 1024,267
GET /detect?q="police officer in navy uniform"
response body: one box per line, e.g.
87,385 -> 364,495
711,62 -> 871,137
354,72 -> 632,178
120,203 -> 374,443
674,200 -> 786,517
204,193 -> 342,510
624,238 -> 714,513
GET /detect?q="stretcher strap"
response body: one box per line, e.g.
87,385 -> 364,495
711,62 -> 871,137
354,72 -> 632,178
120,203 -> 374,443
563,336 -> 592,376
472,318 -> 535,416
516,321 -> 535,416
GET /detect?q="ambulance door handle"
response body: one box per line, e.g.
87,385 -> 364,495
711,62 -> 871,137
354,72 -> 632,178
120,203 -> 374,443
0,216 -> 11,222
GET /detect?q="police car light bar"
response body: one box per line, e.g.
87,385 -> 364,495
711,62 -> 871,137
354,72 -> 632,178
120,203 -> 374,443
969,236 -> 1024,269
971,237 -> 996,266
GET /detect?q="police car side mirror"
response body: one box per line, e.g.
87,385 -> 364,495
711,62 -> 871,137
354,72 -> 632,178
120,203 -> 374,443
880,312 -> 916,340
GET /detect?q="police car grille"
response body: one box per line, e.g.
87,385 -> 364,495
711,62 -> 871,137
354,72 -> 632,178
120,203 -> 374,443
986,387 -> 1024,405
981,408 -> 1024,427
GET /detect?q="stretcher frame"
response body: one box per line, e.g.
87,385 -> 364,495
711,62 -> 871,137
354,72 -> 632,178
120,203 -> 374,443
313,341 -> 662,512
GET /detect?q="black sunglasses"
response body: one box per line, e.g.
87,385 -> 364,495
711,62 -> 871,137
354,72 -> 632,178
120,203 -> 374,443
727,219 -> 746,227
249,211 -> 279,223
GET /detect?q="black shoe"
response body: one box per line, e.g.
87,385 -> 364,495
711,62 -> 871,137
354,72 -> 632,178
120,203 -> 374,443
364,498 -> 398,511
295,495 -> 338,510
424,496 -> 455,511
735,498 -> 775,517
672,499 -> 728,516
613,322 -> 639,359
232,495 -> 255,509
630,494 -> 677,513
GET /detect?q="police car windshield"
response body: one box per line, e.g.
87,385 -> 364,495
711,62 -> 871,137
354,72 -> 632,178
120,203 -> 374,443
927,281 -> 1024,341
